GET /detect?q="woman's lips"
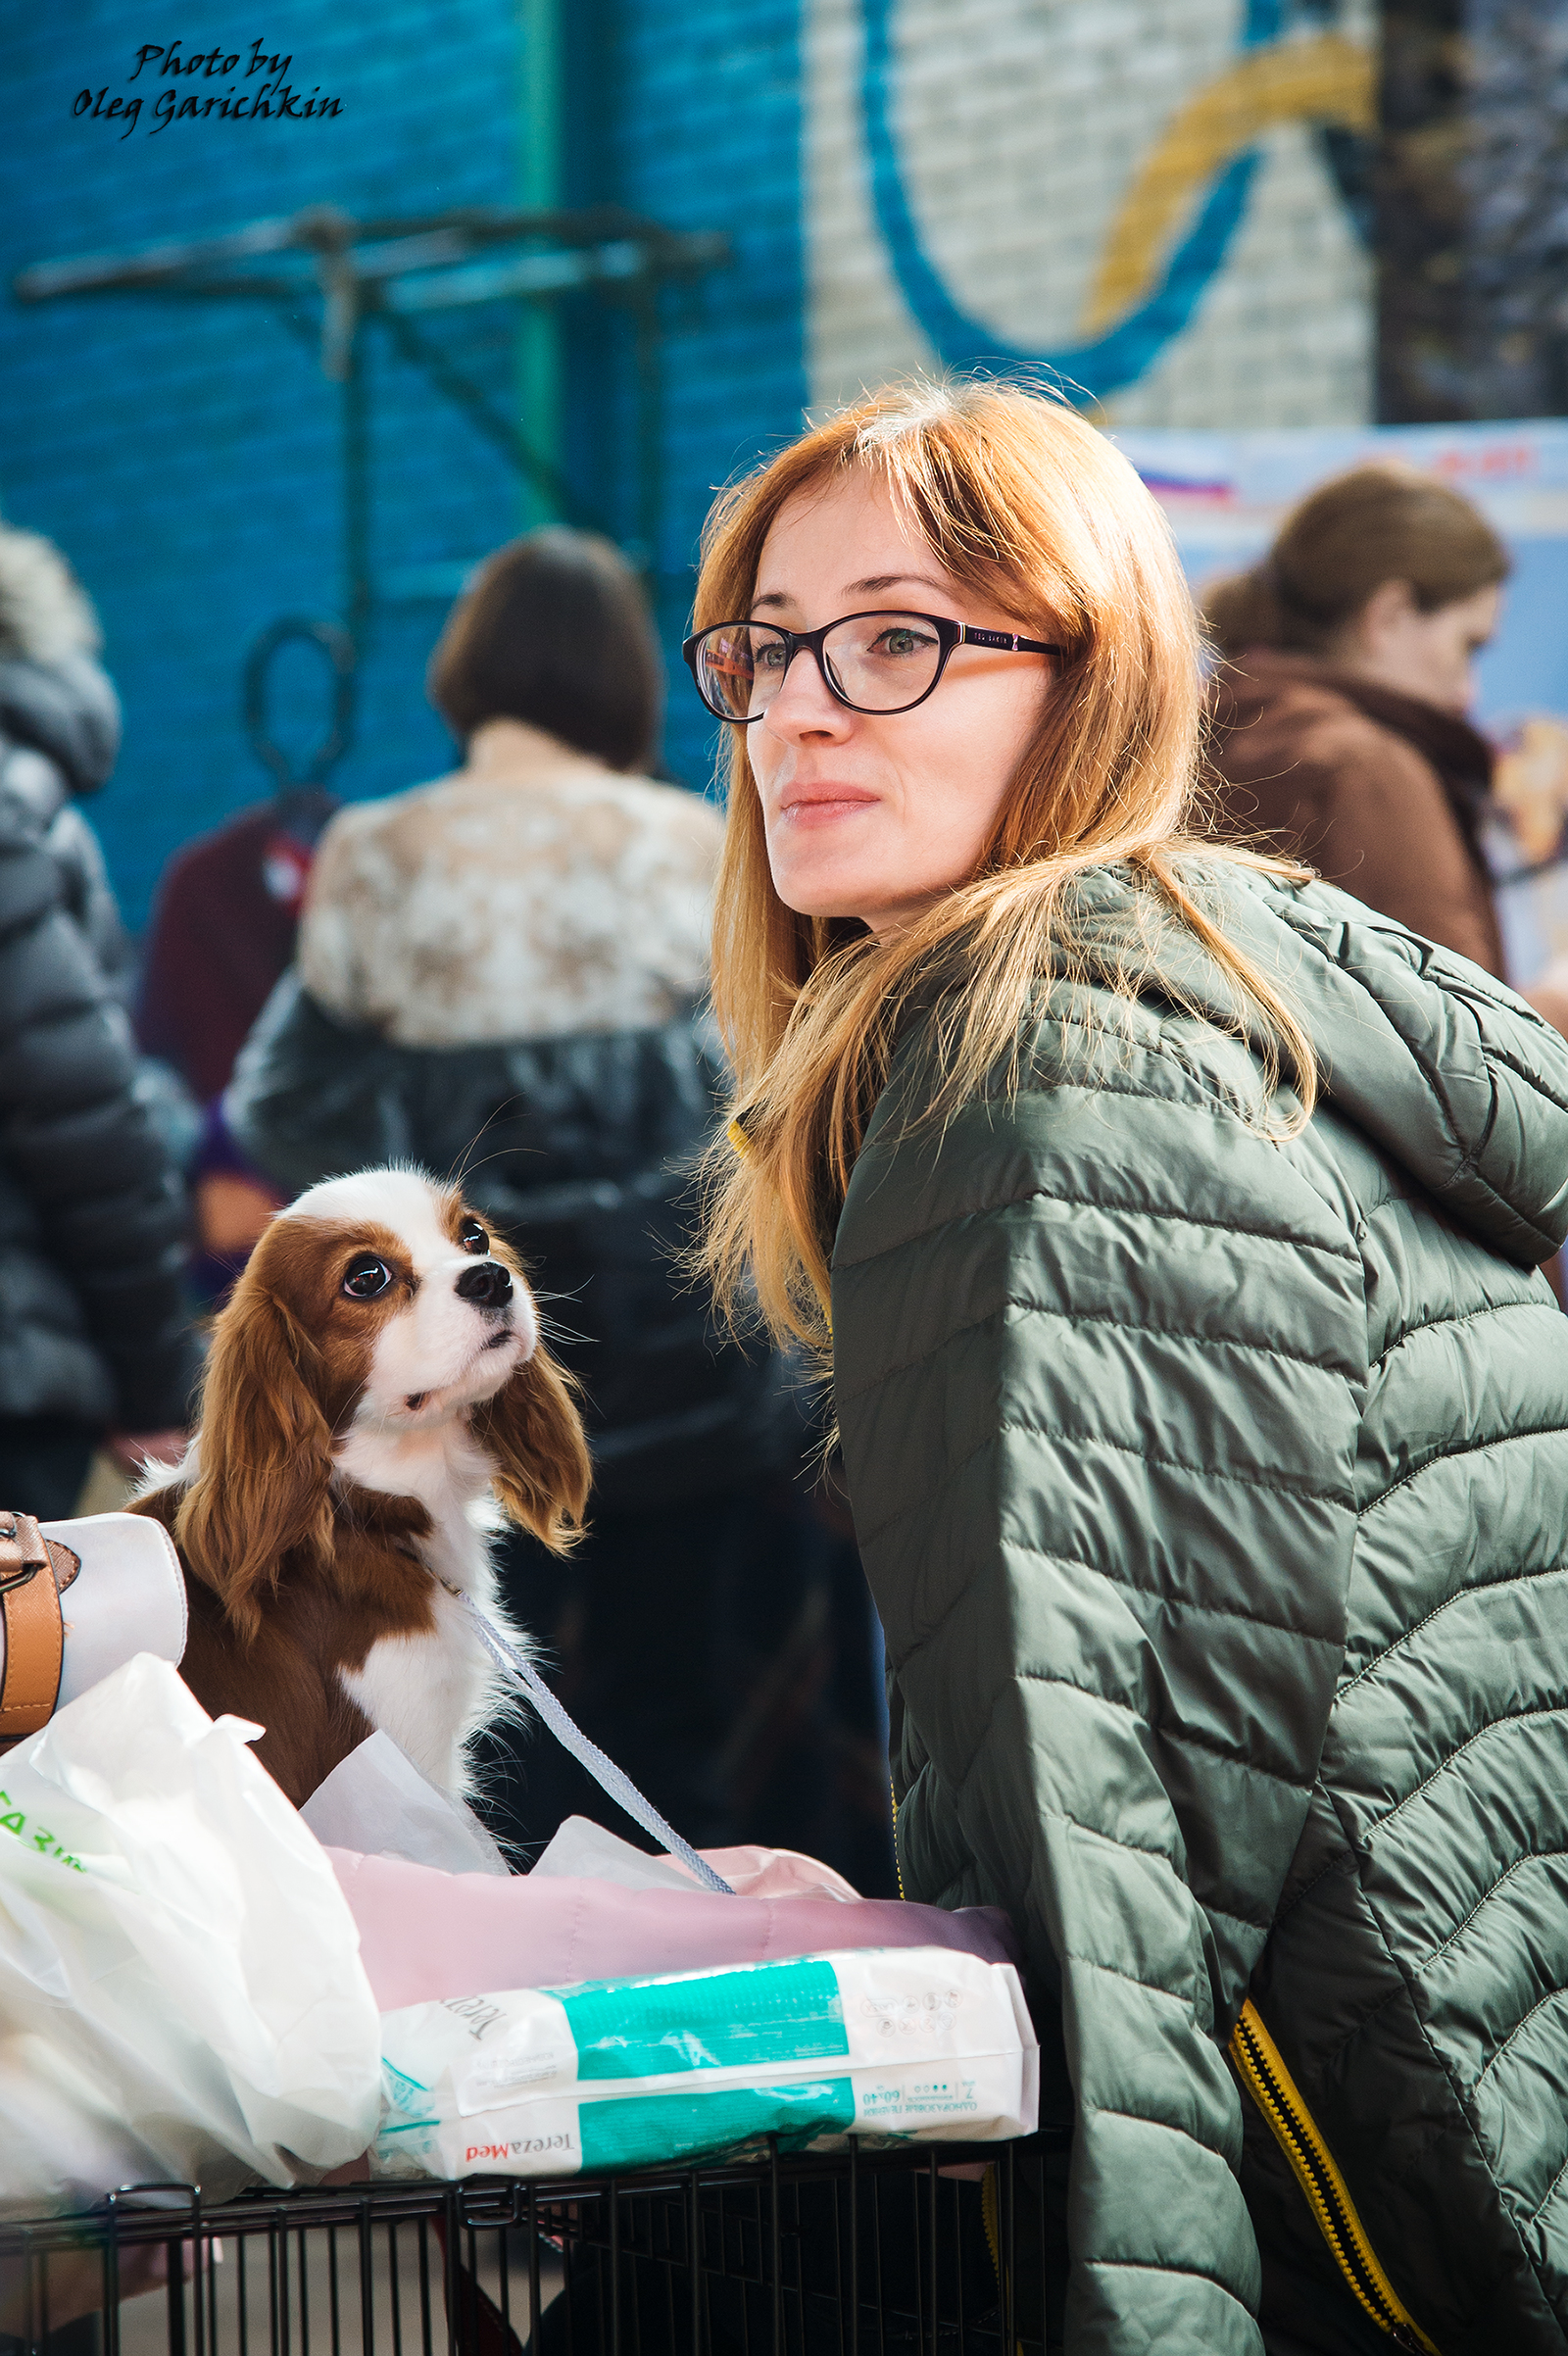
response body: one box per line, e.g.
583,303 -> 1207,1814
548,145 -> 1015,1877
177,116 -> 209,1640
777,786 -> 879,827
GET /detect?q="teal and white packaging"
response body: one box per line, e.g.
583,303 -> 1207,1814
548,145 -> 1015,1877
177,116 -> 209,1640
372,1947 -> 1037,2180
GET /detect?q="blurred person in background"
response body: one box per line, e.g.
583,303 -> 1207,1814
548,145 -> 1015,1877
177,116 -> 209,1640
136,627 -> 348,1302
136,789 -> 336,1300
0,521 -> 196,1515
1203,464 -> 1568,1036
137,783 -> 340,1108
224,528 -> 895,1890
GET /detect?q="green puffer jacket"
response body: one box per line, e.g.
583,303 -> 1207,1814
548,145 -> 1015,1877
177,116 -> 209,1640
831,860 -> 1568,2356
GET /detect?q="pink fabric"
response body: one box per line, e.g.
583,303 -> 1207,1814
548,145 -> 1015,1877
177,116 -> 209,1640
657,1842 -> 862,1900
328,1847 -> 1019,2010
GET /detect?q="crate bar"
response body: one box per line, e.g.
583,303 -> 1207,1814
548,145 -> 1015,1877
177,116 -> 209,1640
526,2188 -> 542,2356
191,2192 -> 207,2356
952,2172 -> 966,2356
1036,2143 -> 1049,2356
0,2141 -> 1044,2356
767,2142 -> 782,2356
871,2172 -> 885,2356
360,2194 -> 377,2356
102,2215 -> 121,2356
1000,2149 -> 1014,2356
848,2140 -> 859,2356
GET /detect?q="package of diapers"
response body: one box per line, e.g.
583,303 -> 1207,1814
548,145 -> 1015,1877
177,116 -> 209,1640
372,1946 -> 1038,2180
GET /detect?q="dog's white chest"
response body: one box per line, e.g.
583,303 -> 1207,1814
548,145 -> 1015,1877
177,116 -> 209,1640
337,1584 -> 499,1797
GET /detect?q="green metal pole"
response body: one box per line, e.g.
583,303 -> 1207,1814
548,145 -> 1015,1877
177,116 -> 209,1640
518,0 -> 563,530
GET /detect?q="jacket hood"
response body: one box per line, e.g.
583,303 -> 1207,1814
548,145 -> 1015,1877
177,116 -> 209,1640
0,524 -> 100,663
0,651 -> 121,798
1073,859 -> 1568,1266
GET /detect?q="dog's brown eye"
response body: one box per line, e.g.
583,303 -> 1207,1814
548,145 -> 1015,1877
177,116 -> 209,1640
343,1255 -> 393,1300
459,1218 -> 488,1255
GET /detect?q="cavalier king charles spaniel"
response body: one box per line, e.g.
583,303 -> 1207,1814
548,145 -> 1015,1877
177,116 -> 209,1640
132,1166 -> 590,1809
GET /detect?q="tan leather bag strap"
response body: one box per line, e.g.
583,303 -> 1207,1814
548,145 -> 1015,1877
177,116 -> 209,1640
0,1513 -> 80,1749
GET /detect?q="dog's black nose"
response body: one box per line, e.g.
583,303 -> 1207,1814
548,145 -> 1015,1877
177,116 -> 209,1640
456,1258 -> 514,1307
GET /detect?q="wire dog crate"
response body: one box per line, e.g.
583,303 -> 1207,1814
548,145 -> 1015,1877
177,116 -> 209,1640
0,2137 -> 1068,2356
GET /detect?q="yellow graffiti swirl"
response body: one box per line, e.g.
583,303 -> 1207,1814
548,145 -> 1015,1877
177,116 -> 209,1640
1081,32 -> 1375,336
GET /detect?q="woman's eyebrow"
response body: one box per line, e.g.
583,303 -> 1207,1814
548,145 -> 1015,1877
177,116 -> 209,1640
749,571 -> 953,615
845,571 -> 953,598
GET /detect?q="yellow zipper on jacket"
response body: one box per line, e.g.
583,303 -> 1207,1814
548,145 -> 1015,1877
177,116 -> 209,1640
1229,1999 -> 1441,2355
889,1775 -> 906,1899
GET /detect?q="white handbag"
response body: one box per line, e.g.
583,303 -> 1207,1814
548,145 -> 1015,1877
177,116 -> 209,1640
0,1510 -> 186,1747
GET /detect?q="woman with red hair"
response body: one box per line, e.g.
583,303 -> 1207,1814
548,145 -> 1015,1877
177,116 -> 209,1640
685,380 -> 1568,2355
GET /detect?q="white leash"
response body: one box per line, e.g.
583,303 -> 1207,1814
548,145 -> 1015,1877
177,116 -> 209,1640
458,1593 -> 736,1896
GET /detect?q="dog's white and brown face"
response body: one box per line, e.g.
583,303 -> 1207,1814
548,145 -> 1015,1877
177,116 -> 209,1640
292,1167 -> 538,1482
138,1167 -> 591,1806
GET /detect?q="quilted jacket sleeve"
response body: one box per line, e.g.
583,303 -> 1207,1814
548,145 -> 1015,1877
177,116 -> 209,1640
831,1005 -> 1370,2355
0,813 -> 195,1430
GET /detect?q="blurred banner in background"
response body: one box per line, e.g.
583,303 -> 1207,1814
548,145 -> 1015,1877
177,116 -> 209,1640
1120,420 -> 1568,984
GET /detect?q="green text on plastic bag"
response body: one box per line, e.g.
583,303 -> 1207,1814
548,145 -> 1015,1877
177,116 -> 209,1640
560,1959 -> 850,2082
578,2077 -> 858,2174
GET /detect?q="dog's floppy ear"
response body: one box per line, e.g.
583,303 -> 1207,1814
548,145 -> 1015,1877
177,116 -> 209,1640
175,1271 -> 337,1641
472,1344 -> 591,1554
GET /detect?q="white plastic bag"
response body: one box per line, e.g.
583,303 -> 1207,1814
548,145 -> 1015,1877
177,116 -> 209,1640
0,1653 -> 381,2216
373,1946 -> 1038,2180
528,1816 -> 700,1892
300,1731 -> 510,1877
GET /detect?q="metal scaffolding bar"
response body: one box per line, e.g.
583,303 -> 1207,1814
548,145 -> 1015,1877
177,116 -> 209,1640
13,202 -> 729,651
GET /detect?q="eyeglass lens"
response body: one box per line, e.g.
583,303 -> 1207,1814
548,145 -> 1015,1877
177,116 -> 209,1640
697,614 -> 945,719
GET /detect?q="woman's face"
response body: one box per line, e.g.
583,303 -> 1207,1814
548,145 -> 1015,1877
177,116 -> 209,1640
1342,578 -> 1502,715
745,469 -> 1054,933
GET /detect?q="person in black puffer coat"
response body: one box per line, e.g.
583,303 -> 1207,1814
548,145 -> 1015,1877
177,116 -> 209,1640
224,531 -> 896,1890
0,523 -> 198,1516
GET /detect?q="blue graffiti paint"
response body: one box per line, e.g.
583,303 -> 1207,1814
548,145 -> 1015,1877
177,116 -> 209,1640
858,0 -> 1271,403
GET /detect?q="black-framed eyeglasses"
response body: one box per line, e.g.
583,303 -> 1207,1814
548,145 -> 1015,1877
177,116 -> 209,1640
681,611 -> 1064,723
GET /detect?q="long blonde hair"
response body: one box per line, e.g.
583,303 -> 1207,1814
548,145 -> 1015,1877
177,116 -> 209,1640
697,379 -> 1315,1356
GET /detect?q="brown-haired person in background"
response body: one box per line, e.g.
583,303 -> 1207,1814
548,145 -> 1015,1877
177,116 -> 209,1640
1203,464 -> 1568,1035
222,527 -> 896,1890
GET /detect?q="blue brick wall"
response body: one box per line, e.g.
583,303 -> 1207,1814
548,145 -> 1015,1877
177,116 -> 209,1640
605,0 -> 808,791
0,1 -> 806,928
